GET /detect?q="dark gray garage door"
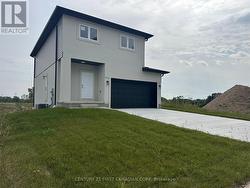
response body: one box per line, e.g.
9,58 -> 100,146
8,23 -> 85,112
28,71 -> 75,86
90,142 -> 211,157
111,78 -> 157,108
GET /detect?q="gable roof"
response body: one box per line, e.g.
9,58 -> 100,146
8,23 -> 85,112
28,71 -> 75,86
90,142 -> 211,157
30,6 -> 154,57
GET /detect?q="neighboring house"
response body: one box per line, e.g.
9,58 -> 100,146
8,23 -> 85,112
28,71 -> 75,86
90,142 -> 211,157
30,6 -> 169,108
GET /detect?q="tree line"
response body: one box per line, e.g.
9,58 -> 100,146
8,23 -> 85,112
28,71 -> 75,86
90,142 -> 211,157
162,93 -> 221,107
0,88 -> 33,103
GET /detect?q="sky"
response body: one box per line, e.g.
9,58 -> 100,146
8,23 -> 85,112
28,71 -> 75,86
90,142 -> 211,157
0,0 -> 250,99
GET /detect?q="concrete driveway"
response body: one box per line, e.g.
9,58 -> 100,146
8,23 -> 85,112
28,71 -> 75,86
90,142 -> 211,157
118,108 -> 250,142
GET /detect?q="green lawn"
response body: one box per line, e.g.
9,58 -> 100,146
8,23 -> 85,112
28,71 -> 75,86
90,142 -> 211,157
1,108 -> 250,188
162,102 -> 250,121
0,103 -> 32,115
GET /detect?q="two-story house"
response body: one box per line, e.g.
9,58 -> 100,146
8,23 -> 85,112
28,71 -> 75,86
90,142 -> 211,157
30,6 -> 169,108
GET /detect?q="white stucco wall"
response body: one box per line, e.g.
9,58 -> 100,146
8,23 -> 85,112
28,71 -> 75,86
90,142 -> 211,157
34,19 -> 63,106
61,15 -> 162,107
34,14 -> 162,107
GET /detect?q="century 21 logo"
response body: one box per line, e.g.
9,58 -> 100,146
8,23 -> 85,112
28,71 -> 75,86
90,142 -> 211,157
1,1 -> 26,27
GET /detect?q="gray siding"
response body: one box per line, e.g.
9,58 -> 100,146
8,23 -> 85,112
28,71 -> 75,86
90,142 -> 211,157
34,14 -> 162,107
61,15 -> 161,107
34,18 -> 63,106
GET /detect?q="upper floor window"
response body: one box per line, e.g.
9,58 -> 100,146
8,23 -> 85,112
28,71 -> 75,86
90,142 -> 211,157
80,25 -> 98,41
120,35 -> 135,50
128,38 -> 135,49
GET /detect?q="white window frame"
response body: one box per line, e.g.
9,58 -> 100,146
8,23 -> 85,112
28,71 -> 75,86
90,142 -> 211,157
120,35 -> 135,51
79,24 -> 99,43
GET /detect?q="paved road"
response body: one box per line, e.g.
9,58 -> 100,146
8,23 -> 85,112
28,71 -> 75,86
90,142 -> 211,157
118,108 -> 250,142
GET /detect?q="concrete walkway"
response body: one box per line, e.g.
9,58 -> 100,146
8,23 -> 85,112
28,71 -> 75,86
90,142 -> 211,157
118,108 -> 250,142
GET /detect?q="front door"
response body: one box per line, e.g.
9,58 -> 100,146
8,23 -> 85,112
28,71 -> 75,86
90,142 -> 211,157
81,71 -> 94,99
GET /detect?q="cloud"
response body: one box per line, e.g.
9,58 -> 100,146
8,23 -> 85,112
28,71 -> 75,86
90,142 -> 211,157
0,57 -> 19,64
215,60 -> 223,66
196,60 -> 209,67
234,10 -> 250,24
229,51 -> 250,59
179,60 -> 193,67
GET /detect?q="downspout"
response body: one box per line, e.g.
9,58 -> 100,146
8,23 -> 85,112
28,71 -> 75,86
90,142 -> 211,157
33,58 -> 36,108
54,25 -> 58,106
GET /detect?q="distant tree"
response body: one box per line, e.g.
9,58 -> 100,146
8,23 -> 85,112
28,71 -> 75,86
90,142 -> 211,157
172,96 -> 185,104
161,97 -> 168,103
0,96 -> 12,102
13,96 -> 20,102
205,93 -> 221,105
161,93 -> 222,108
0,87 -> 35,103
28,87 -> 34,101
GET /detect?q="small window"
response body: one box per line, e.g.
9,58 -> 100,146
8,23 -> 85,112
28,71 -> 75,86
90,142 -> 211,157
121,36 -> 127,48
80,25 -> 88,39
128,38 -> 135,50
120,35 -> 135,50
80,25 -> 98,42
90,28 -> 97,41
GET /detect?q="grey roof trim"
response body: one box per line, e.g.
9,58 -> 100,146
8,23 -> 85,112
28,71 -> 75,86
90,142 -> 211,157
142,67 -> 170,74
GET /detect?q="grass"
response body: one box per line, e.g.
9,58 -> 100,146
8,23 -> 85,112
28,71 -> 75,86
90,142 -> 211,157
0,102 -> 32,115
162,102 -> 250,121
1,106 -> 250,187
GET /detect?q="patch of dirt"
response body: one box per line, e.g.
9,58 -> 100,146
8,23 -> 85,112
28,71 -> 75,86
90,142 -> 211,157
203,85 -> 250,114
245,182 -> 250,188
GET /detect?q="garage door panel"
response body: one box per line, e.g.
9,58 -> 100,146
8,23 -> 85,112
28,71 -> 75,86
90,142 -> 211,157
111,78 -> 157,108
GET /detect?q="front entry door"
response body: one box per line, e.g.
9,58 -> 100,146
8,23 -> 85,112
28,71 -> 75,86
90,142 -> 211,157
81,72 -> 94,99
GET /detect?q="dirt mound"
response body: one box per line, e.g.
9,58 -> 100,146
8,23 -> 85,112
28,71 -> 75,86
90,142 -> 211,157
203,85 -> 250,114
